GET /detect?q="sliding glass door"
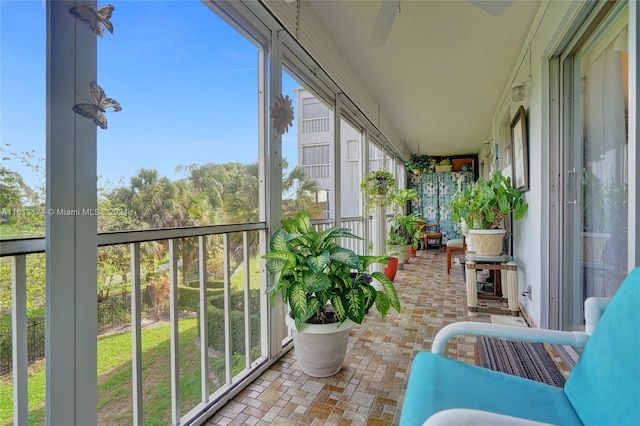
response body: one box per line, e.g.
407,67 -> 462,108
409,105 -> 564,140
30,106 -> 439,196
559,4 -> 629,331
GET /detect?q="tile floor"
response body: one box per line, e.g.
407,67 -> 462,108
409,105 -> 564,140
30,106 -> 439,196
206,249 -> 507,426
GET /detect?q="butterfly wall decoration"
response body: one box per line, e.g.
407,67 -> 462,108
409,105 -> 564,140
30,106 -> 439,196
69,4 -> 114,37
72,81 -> 122,130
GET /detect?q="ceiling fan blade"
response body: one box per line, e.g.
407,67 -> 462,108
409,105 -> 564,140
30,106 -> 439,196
469,0 -> 514,16
368,0 -> 398,48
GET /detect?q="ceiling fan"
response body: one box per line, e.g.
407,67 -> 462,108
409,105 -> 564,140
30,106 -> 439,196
368,0 -> 514,48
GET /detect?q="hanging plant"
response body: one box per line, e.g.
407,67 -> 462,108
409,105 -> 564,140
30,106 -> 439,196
361,169 -> 396,208
405,154 -> 432,174
270,94 -> 294,134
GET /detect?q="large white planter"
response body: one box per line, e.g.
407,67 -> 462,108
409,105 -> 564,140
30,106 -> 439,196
285,313 -> 356,377
468,229 -> 507,256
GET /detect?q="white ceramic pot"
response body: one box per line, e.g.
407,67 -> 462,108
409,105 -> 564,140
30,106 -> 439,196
285,313 -> 356,377
468,229 -> 507,256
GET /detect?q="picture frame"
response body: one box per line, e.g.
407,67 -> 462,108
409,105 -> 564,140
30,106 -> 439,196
510,105 -> 529,191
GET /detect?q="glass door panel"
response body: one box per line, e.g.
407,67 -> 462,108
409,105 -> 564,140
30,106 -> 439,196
562,8 -> 629,331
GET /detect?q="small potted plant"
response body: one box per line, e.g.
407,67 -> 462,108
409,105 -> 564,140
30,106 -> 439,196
405,154 -> 432,175
263,211 -> 401,377
360,169 -> 396,207
387,189 -> 421,262
451,171 -> 528,256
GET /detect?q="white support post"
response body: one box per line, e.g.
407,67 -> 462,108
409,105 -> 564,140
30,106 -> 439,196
372,204 -> 386,273
12,255 -> 28,426
243,232 -> 252,368
267,29 -> 284,356
46,1 -> 98,424
130,243 -> 143,426
333,94 -> 342,225
168,239 -> 180,425
223,234 -> 233,384
198,236 -> 210,401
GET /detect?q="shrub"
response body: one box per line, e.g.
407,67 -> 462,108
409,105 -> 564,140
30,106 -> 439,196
186,279 -> 224,290
197,303 -> 260,354
177,285 -> 221,312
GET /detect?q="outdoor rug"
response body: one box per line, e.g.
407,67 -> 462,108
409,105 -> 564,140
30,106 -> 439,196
476,337 -> 566,388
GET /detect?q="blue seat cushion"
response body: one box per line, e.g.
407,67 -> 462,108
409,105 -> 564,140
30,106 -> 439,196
564,267 -> 640,425
399,352 -> 582,426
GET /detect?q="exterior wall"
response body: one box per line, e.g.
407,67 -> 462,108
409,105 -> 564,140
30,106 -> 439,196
297,88 -> 363,218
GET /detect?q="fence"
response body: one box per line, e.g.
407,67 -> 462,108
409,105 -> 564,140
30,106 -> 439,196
1,294 -> 139,375
0,317 -> 45,375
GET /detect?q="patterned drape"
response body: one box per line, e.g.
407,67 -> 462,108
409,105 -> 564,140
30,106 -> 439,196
409,171 -> 474,243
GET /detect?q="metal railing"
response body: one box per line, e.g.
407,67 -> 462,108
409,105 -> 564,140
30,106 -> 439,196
301,117 -> 330,133
1,222 -> 269,425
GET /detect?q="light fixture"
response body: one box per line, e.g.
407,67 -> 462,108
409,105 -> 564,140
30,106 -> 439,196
511,76 -> 532,102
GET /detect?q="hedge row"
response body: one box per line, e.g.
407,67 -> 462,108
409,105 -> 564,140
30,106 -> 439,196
198,304 -> 260,354
186,279 -> 224,290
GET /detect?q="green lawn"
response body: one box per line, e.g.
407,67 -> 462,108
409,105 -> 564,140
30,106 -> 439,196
0,255 -> 263,425
0,317 -> 233,426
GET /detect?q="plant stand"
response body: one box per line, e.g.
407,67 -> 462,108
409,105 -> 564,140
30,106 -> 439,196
465,254 -> 519,317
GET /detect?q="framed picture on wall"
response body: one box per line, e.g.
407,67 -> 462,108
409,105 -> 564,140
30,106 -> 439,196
511,105 -> 529,191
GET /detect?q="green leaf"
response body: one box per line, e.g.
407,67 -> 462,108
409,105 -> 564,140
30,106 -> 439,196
358,255 -> 388,271
362,284 -> 377,311
269,228 -> 290,252
288,281 -> 308,321
498,194 -> 510,215
343,287 -> 365,324
330,247 -> 360,269
294,211 -> 313,234
371,271 -> 401,313
306,250 -> 330,272
301,270 -> 331,293
374,292 -> 390,317
331,293 -> 347,323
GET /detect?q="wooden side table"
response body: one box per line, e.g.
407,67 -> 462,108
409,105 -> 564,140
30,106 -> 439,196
465,254 -> 519,316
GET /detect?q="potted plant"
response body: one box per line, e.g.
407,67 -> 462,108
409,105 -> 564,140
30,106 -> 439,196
389,212 -> 422,263
263,211 -> 401,377
360,169 -> 396,208
387,188 -> 421,262
387,232 -> 408,270
405,154 -> 432,175
452,171 -> 528,256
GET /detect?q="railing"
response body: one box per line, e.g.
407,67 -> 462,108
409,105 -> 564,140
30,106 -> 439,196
301,117 -> 330,133
301,163 -> 330,179
0,222 -> 269,425
1,294 -> 134,375
1,216 -> 381,424
0,316 -> 44,375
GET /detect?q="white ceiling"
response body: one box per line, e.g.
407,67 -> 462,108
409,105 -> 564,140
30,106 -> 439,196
306,0 -> 541,156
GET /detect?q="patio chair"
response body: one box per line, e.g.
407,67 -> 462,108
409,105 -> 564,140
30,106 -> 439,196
446,236 -> 465,274
399,267 -> 640,425
423,224 -> 442,252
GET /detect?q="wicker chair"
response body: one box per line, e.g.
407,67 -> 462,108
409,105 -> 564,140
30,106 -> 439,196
423,224 -> 442,252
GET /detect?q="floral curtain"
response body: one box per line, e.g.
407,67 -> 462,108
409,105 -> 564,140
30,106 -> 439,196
409,171 -> 474,243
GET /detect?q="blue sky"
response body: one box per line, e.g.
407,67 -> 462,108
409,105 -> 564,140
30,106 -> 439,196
1,0 -> 299,192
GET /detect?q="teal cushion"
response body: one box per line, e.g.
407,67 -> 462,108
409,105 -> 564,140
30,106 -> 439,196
564,267 -> 640,425
400,352 -> 581,425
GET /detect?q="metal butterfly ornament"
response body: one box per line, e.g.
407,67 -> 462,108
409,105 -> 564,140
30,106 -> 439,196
72,81 -> 122,130
69,4 -> 114,37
